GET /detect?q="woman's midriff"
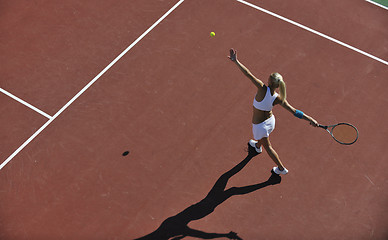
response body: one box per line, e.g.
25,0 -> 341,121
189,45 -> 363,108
252,107 -> 273,124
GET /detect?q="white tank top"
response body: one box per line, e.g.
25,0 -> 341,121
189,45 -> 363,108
253,86 -> 278,111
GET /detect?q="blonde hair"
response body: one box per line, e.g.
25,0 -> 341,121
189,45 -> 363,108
270,72 -> 286,103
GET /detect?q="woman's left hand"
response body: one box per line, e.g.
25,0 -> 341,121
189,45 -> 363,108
228,48 -> 237,62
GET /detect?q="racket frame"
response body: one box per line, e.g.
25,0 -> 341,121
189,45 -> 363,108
318,122 -> 359,145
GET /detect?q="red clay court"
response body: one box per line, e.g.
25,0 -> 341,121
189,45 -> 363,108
1,0 -> 387,239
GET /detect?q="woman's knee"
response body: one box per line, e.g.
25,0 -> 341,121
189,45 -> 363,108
260,137 -> 272,150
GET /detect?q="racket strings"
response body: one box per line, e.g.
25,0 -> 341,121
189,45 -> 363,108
331,124 -> 358,144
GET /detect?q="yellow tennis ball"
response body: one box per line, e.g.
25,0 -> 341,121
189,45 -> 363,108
210,32 -> 215,37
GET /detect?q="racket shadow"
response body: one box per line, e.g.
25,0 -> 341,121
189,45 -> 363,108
134,150 -> 282,240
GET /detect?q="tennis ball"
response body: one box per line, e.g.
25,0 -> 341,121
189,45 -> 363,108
210,32 -> 215,37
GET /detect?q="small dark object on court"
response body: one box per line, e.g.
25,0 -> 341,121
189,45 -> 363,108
122,151 -> 130,156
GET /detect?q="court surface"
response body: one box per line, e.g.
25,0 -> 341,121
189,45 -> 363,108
1,0 -> 387,239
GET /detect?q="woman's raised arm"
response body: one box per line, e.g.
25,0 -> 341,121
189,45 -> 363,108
228,49 -> 264,88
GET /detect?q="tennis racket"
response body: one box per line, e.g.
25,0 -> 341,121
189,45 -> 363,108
318,123 -> 358,145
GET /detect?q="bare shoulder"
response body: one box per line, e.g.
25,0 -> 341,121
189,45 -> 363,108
273,94 -> 284,105
255,84 -> 267,98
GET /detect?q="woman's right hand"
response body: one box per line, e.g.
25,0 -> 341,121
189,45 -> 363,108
228,48 -> 237,62
310,118 -> 319,127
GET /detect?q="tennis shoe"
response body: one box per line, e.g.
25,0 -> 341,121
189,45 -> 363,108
248,139 -> 262,154
273,166 -> 288,175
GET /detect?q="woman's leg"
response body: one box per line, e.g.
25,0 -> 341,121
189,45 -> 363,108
259,137 -> 286,171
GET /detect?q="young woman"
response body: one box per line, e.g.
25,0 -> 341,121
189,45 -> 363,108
228,49 -> 319,175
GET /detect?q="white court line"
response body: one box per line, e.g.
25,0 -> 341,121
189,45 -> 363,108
0,0 -> 185,170
236,0 -> 388,66
0,88 -> 52,119
365,0 -> 388,10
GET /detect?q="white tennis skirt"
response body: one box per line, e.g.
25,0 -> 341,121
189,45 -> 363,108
252,115 -> 275,140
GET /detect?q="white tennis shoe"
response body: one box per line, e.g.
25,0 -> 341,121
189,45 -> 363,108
273,166 -> 289,175
249,139 -> 262,154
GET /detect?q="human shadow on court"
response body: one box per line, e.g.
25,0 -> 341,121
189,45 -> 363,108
134,145 -> 282,240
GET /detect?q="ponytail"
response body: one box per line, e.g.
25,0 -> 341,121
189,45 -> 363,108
270,72 -> 287,103
279,79 -> 286,103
